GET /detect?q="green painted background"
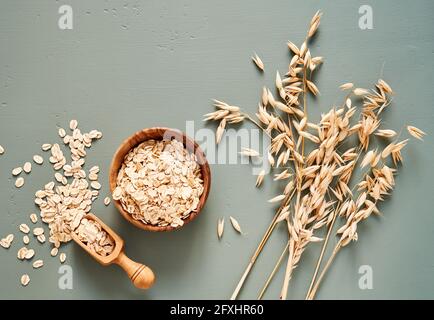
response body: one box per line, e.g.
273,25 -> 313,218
0,0 -> 433,299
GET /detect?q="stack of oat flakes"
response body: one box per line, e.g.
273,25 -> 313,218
0,120 -> 108,286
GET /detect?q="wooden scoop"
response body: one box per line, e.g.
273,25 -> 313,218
71,213 -> 155,290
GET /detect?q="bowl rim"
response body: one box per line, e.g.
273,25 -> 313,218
109,127 -> 211,232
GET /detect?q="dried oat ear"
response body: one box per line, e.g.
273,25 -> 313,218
205,10 -> 426,301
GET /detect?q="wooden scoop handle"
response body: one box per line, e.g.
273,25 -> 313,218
114,251 -> 155,289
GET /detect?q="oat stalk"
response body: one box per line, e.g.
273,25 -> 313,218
205,11 -> 425,300
258,242 -> 289,300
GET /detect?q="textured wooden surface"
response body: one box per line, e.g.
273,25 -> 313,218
0,0 -> 433,299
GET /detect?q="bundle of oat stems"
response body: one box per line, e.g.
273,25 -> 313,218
204,11 -> 425,299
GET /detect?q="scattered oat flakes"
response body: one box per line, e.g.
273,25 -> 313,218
58,128 -> 66,138
90,181 -> 101,190
0,145 -> 4,154
32,259 -> 44,269
17,247 -> 27,260
0,234 -> 14,249
19,224 -> 30,234
89,165 -> 99,174
42,143 -> 52,151
49,143 -> 66,170
15,177 -> 25,188
35,178 -> 92,245
104,197 -> 111,206
88,172 -> 98,181
0,240 -> 10,249
25,249 -> 35,260
33,155 -> 44,164
12,167 -> 22,176
20,274 -> 30,286
30,213 -> 38,224
23,162 -> 32,173
23,235 -> 29,245
50,247 -> 58,257
16,246 -> 34,260
59,252 -> 66,263
37,234 -> 46,243
54,172 -> 64,183
69,119 -> 78,130
33,228 -> 44,236
21,121 -> 104,261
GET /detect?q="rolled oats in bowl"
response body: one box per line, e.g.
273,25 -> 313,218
112,139 -> 204,228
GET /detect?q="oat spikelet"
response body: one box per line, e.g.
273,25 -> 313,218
378,79 -> 393,94
213,99 -> 240,112
229,216 -> 242,233
353,88 -> 369,96
307,80 -> 320,96
381,142 -> 395,159
240,147 -> 260,157
268,194 -> 286,203
261,86 -> 268,106
300,41 -> 307,57
407,125 -> 426,141
375,129 -> 397,138
252,53 -> 264,71
276,71 -> 282,90
256,170 -> 266,187
360,150 -> 376,168
274,170 -> 291,181
216,119 -> 226,144
287,41 -> 300,55
276,207 -> 290,223
308,10 -> 322,38
268,151 -> 275,167
340,82 -> 354,90
217,218 -> 224,239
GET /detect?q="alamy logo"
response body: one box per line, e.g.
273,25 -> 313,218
359,5 -> 374,30
58,5 -> 73,30
58,265 -> 73,290
358,265 -> 373,290
184,120 -> 271,175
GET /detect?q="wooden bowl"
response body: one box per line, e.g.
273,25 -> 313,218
109,127 -> 211,232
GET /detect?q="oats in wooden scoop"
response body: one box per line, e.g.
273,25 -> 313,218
74,218 -> 114,257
